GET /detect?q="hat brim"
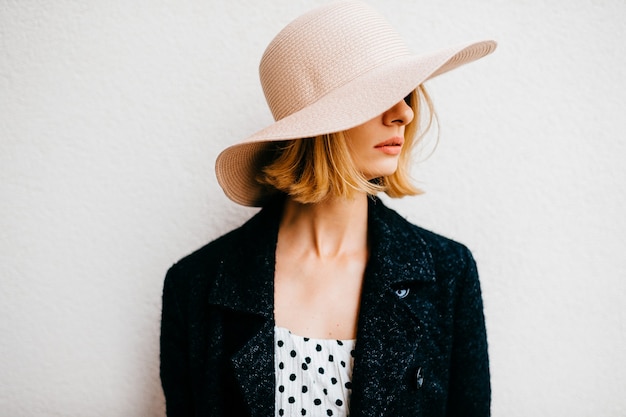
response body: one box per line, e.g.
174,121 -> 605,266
216,40 -> 497,207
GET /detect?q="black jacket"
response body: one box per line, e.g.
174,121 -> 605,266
160,197 -> 490,417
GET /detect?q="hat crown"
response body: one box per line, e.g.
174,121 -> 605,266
260,1 -> 411,121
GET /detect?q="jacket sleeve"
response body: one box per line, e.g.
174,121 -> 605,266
160,266 -> 193,416
446,249 -> 491,417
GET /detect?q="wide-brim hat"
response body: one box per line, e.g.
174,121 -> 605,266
216,0 -> 497,207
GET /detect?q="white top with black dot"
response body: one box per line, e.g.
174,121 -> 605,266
274,326 -> 356,417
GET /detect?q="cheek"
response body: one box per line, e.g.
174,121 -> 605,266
346,139 -> 371,165
345,126 -> 374,154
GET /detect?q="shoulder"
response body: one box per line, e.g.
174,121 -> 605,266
370,197 -> 475,268
369,198 -> 485,326
163,199 -> 282,295
168,224 -> 244,275
161,224 -> 244,308
165,213 -> 255,279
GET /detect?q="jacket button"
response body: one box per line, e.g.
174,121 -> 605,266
394,287 -> 410,299
415,367 -> 424,390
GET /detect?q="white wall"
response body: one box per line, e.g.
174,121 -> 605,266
1,0 -> 625,416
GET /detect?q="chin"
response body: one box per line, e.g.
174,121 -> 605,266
376,165 -> 400,178
361,158 -> 400,180
367,168 -> 399,180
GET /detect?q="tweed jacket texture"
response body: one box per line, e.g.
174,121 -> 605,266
160,197 -> 490,417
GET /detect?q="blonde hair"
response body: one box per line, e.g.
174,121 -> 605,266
258,85 -> 436,204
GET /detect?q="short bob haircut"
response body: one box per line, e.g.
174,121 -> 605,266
257,85 -> 436,204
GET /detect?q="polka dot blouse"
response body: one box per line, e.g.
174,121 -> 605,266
274,326 -> 356,417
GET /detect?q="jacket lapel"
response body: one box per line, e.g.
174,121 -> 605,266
207,199 -> 284,416
230,320 -> 276,417
350,198 -> 437,416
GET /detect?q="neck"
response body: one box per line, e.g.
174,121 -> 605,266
279,194 -> 369,258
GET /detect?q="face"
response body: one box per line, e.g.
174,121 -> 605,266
344,97 -> 414,179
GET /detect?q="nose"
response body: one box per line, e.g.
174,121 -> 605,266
382,99 -> 414,126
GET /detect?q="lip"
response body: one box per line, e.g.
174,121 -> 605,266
374,136 -> 404,155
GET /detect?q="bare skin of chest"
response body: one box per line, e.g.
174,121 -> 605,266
273,195 -> 369,340
274,247 -> 367,340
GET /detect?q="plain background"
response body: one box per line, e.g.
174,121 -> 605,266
1,0 -> 625,416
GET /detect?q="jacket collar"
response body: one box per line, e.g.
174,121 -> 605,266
366,196 -> 436,287
206,197 -> 283,318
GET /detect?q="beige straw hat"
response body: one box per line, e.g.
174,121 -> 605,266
215,0 -> 497,207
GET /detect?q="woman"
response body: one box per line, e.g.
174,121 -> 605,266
160,1 -> 497,416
